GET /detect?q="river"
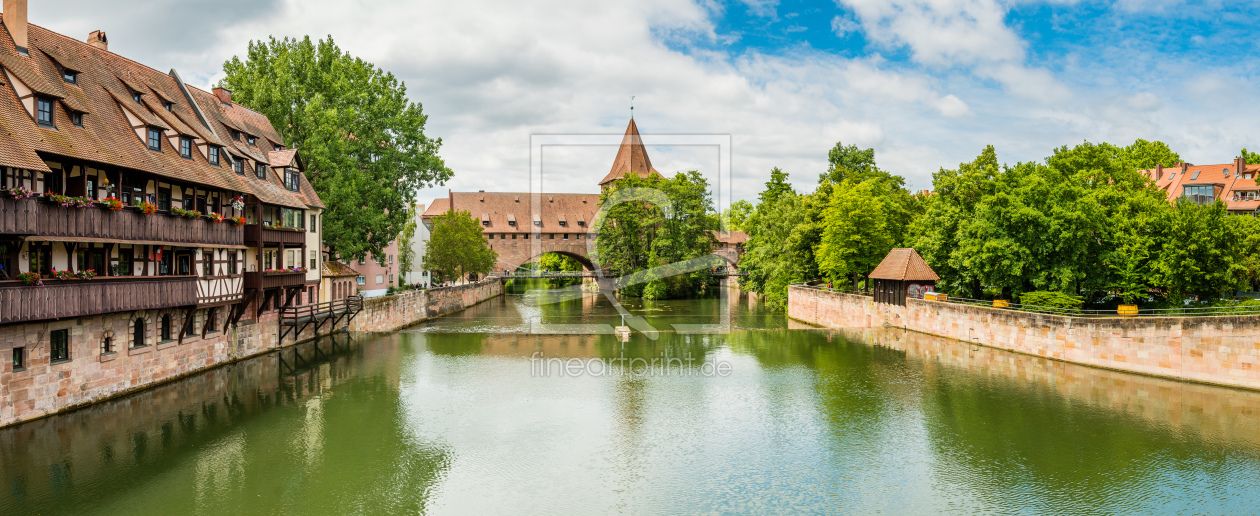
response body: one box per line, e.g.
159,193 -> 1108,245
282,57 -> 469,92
2,286 -> 1260,514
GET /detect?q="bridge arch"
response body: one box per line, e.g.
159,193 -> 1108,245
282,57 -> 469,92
495,250 -> 596,275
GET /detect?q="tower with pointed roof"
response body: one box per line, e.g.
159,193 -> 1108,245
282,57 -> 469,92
598,118 -> 660,188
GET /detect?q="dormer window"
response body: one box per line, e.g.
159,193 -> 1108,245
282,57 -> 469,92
208,146 -> 220,166
230,129 -> 240,141
284,168 -> 300,192
255,162 -> 267,180
577,221 -> 585,227
233,158 -> 243,175
147,128 -> 161,151
164,101 -> 173,111
247,135 -> 256,145
1191,170 -> 1201,181
180,137 -> 192,159
559,221 -> 567,227
508,220 -> 516,227
35,97 -> 53,127
62,70 -> 78,85
131,90 -> 142,103
70,112 -> 83,128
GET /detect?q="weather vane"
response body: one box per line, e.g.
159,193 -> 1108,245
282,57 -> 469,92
630,95 -> 635,119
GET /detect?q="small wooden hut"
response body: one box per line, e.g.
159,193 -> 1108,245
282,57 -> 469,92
869,248 -> 939,306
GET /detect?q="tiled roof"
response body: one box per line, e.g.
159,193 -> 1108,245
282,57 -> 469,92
422,191 -> 600,233
599,118 -> 661,186
869,248 -> 939,281
713,230 -> 748,244
1141,159 -> 1259,212
0,18 -> 319,211
321,261 -> 360,277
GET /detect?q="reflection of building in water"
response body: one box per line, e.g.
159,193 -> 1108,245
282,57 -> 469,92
0,334 -> 447,513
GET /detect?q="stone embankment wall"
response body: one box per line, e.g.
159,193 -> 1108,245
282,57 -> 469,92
350,279 -> 502,333
0,280 -> 502,428
789,286 -> 1260,391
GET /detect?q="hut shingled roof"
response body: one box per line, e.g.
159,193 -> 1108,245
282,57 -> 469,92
868,248 -> 939,281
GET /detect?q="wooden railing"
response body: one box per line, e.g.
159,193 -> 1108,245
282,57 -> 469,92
278,295 -> 363,345
0,197 -> 242,246
243,270 -> 308,290
0,276 -> 197,325
244,224 -> 307,246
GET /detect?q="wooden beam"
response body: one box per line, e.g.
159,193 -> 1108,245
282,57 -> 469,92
177,307 -> 196,344
283,287 -> 300,308
230,289 -> 257,326
201,307 -> 216,339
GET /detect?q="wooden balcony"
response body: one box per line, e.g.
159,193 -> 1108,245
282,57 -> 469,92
244,224 -> 306,246
0,276 -> 197,325
0,197 -> 242,247
243,270 -> 308,290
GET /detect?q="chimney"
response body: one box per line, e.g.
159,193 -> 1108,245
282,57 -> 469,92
1155,164 -> 1163,181
3,0 -> 28,55
212,87 -> 232,104
87,30 -> 107,51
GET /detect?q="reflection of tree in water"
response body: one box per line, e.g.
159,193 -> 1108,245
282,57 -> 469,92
920,370 -> 1260,514
0,334 -> 452,515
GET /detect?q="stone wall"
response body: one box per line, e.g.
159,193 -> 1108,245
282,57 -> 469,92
789,286 -> 1260,391
350,279 -> 503,333
0,280 -> 502,428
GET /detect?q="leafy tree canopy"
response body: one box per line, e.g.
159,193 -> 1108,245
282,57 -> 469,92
423,210 -> 497,282
220,35 -> 452,263
1242,148 -> 1260,165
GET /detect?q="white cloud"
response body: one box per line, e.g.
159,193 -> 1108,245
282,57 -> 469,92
22,0 -> 1260,203
830,15 -> 860,37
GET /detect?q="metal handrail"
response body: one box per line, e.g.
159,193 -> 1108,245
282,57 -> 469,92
794,283 -> 1260,318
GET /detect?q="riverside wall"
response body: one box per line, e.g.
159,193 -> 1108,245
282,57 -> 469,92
0,280 -> 502,428
788,286 -> 1260,391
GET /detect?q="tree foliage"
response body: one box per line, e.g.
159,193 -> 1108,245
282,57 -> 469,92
721,200 -> 754,232
220,35 -> 452,263
816,180 -> 893,289
1242,148 -> 1260,165
593,172 -> 718,299
423,210 -> 497,282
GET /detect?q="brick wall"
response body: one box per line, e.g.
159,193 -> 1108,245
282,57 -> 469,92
350,279 -> 503,333
789,286 -> 1260,391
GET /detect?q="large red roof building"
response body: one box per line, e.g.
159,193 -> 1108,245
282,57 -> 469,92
1140,158 -> 1260,214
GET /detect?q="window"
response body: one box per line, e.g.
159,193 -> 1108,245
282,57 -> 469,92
359,256 -> 366,265
12,347 -> 24,371
147,128 -> 161,151
205,310 -> 217,334
202,253 -> 212,276
161,315 -> 171,341
357,276 -> 366,285
102,337 -> 113,355
131,90 -> 141,103
508,220 -> 516,227
163,101 -> 173,111
36,97 -> 53,126
284,168 -> 301,192
255,163 -> 267,180
71,112 -> 83,128
559,221 -> 567,227
247,135 -> 256,145
533,220 -> 541,226
482,220 -> 489,226
310,250 -> 316,269
208,146 -> 220,165
1183,185 -> 1216,205
233,158 -> 243,175
180,137 -> 192,159
389,255 -> 394,264
51,329 -> 70,362
376,274 -> 384,285
1190,170 -> 1201,181
133,319 -> 146,347
62,70 -> 78,85
157,189 -> 171,211
230,129 -> 240,141
228,251 -> 238,274
577,221 -> 585,227
310,214 -> 317,232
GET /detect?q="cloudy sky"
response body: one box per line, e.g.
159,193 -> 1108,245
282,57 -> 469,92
27,0 -> 1260,208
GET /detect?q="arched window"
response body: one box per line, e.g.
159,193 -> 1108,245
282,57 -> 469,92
133,318 -> 146,348
161,315 -> 171,341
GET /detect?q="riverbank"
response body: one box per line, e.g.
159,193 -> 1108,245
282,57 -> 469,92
0,279 -> 502,428
787,285 -> 1260,391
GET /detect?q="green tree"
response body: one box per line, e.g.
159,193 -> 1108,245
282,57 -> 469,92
593,172 -> 718,299
740,182 -> 808,308
907,146 -> 1001,297
1242,148 -> 1260,165
816,180 -> 893,290
1114,139 -> 1181,173
220,35 -> 452,263
424,210 -> 497,283
721,200 -> 754,232
1151,199 -> 1246,302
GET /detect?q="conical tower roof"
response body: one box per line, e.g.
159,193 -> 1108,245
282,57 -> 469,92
599,118 -> 660,186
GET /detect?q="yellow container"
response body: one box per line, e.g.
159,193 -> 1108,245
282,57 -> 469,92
1118,304 -> 1138,316
925,292 -> 947,302
993,299 -> 1010,308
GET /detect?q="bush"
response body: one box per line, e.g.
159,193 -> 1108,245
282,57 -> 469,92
1019,291 -> 1084,312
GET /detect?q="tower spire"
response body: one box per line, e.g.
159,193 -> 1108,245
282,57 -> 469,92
630,95 -> 634,119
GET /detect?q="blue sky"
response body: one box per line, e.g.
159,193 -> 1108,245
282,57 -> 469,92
28,0 -> 1260,205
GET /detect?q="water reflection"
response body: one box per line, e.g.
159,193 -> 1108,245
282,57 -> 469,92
2,301 -> 1259,514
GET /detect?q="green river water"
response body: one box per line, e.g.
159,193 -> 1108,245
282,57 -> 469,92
2,286 -> 1260,515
